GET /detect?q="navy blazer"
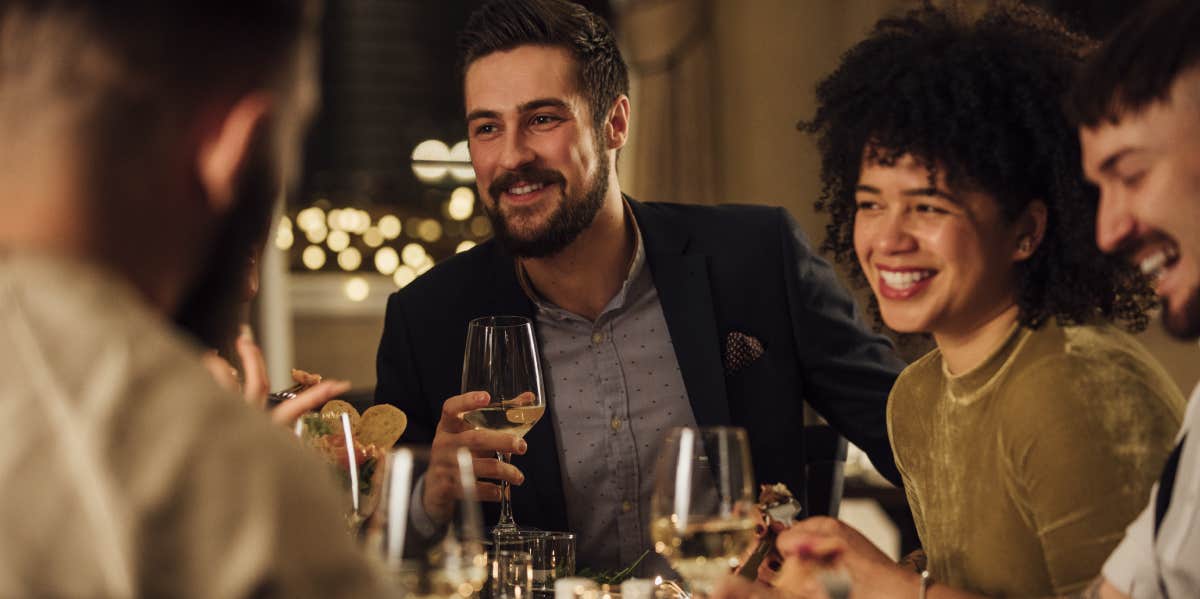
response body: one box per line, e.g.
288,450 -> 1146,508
374,199 -> 905,532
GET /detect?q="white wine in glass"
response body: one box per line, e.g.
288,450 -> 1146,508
651,427 -> 756,595
461,315 -> 546,538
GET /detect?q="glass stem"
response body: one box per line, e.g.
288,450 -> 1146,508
494,451 -> 517,536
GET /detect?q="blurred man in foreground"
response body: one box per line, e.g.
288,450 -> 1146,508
0,2 -> 384,596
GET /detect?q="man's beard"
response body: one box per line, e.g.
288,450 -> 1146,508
173,137 -> 277,355
485,149 -> 609,259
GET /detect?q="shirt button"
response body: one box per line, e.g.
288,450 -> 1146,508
621,501 -> 633,513
611,417 -> 622,431
592,331 -> 604,344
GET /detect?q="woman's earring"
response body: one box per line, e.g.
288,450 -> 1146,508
1019,238 -> 1033,254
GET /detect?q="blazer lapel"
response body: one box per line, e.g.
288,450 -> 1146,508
630,200 -> 731,427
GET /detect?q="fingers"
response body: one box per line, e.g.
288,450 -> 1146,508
235,326 -> 270,408
291,368 -> 323,386
475,481 -> 504,503
438,392 -> 492,431
471,456 -> 525,485
271,380 -> 352,426
508,391 -> 536,407
778,527 -> 845,565
202,351 -> 241,394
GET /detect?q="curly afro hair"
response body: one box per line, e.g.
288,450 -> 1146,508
801,2 -> 1156,332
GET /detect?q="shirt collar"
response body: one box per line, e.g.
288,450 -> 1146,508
516,199 -> 648,320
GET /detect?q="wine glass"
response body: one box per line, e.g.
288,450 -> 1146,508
650,427 -> 757,596
363,446 -> 488,599
461,315 -> 546,538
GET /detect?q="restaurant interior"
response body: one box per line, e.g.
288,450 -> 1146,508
240,0 -> 1194,561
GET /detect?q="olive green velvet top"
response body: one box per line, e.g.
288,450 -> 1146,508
888,321 -> 1185,596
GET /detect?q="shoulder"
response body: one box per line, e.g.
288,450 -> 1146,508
1008,322 -> 1182,408
889,348 -> 943,407
634,200 -> 792,249
996,322 -> 1185,436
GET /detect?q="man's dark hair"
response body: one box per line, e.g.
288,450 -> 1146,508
1067,0 -> 1200,127
802,3 -> 1156,331
458,0 -> 629,129
0,2 -> 317,353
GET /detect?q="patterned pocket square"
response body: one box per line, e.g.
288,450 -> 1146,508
723,331 -> 765,374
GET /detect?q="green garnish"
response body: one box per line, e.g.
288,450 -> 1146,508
577,549 -> 650,585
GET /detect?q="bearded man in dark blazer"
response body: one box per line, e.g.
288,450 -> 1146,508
374,0 -> 906,574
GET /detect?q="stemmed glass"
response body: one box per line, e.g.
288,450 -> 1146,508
363,446 -> 488,599
461,315 -> 546,538
650,427 -> 757,596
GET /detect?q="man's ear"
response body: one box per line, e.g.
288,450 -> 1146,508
605,94 -> 630,151
196,92 -> 273,215
1013,199 -> 1048,261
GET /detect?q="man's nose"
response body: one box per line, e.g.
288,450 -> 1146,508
498,130 -> 535,172
1095,187 -> 1136,254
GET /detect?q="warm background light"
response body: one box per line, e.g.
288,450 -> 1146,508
447,187 -> 475,221
393,265 -> 417,289
344,277 -> 370,302
374,247 -> 400,275
362,226 -> 384,248
456,240 -> 477,254
401,243 -> 427,268
337,247 -> 362,271
378,215 -> 402,240
304,226 -> 328,244
275,226 -> 294,250
326,229 -> 350,252
417,219 -> 443,242
302,245 -> 326,270
448,140 -> 475,182
411,139 -> 451,182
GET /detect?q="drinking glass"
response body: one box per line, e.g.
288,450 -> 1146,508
362,446 -> 488,599
491,531 -> 576,596
650,427 -> 757,596
461,315 -> 546,538
491,548 -> 534,599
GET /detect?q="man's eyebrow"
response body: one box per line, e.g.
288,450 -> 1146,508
465,108 -> 500,122
1097,148 -> 1135,175
855,184 -> 880,194
517,98 -> 571,113
466,98 -> 571,123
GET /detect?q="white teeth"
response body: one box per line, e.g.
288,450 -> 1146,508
880,270 -> 934,289
1139,245 -> 1179,280
1140,251 -> 1168,278
508,182 -> 546,195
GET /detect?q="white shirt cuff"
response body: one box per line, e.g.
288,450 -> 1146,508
1102,499 -> 1157,599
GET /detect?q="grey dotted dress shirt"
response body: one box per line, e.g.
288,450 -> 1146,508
519,221 -> 696,575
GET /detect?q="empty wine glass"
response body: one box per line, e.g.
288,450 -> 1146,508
363,446 -> 488,599
650,427 -> 756,596
461,315 -> 546,538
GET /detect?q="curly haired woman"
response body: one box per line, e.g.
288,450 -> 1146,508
765,4 -> 1186,598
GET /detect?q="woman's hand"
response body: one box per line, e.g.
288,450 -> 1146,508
202,326 -> 351,427
774,517 -> 919,599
